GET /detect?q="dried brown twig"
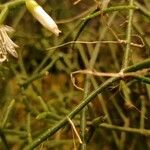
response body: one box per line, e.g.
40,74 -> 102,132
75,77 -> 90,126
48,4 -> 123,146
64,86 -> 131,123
71,69 -> 150,91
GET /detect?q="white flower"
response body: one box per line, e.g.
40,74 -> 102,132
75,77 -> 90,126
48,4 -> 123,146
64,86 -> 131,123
26,0 -> 61,36
0,25 -> 18,63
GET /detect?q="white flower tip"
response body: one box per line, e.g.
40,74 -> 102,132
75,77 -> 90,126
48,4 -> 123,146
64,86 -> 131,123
53,27 -> 61,36
26,0 -> 61,36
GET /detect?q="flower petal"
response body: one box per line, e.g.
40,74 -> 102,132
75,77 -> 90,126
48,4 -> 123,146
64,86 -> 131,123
26,0 -> 61,36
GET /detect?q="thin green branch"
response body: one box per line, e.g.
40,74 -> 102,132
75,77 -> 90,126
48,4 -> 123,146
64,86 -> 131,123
20,71 -> 48,88
0,129 -> 9,150
37,96 -> 49,112
83,5 -> 137,20
125,58 -> 150,72
24,77 -> 119,150
0,6 -> 9,24
77,44 -> 92,150
27,113 -> 32,143
72,8 -> 99,48
18,49 -> 28,77
1,99 -> 15,128
80,77 -> 90,150
77,14 -> 120,145
21,55 -> 60,87
119,119 -> 129,150
72,5 -> 137,49
122,0 -> 134,69
0,0 -> 25,10
89,12 -> 117,68
2,129 -> 27,137
36,112 -> 61,120
134,1 -> 150,19
78,13 -> 120,146
132,75 -> 150,85
99,123 -> 150,136
90,77 -> 120,146
24,58 -> 150,150
89,12 -> 121,146
140,99 -> 146,129
32,50 -> 55,74
146,84 -> 150,103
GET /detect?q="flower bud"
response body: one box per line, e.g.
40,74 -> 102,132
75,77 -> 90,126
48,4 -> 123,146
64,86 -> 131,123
26,0 -> 61,36
0,25 -> 18,62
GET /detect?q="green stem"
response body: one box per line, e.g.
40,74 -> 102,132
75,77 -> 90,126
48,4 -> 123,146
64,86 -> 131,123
90,77 -> 120,146
77,44 -> 91,150
140,99 -> 146,129
1,99 -> 15,128
18,49 -> 28,76
24,77 -> 119,150
124,58 -> 150,72
21,55 -> 60,87
37,96 -> 49,112
89,12 -> 121,147
2,129 -> 27,137
24,58 -> 150,150
77,13 -> 119,146
0,6 -> 9,24
80,78 -> 90,150
134,1 -> 150,19
99,123 -> 150,136
122,0 -> 134,69
32,50 -> 55,74
0,129 -> 9,150
27,113 -> 32,143
0,0 -> 25,9
132,75 -> 150,85
83,5 -> 137,20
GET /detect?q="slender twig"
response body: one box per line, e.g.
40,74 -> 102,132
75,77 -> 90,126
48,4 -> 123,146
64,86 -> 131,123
76,17 -> 120,145
24,77 -> 119,150
132,75 -> 150,85
122,0 -> 134,69
1,99 -> 15,128
80,77 -> 91,150
99,123 -> 150,136
0,6 -> 9,24
77,42 -> 92,150
72,8 -> 99,48
140,98 -> 146,129
0,129 -> 10,150
0,0 -> 25,9
36,112 -> 61,120
134,1 -> 150,20
1,129 -> 27,137
119,119 -> 129,150
46,40 -> 144,50
89,11 -> 121,146
21,55 -> 60,87
71,69 -> 150,90
18,49 -> 28,76
37,96 -> 49,112
67,117 -> 82,144
83,5 -> 137,20
56,4 -> 97,24
32,49 -> 55,74
24,58 -> 150,150
27,113 -> 32,143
